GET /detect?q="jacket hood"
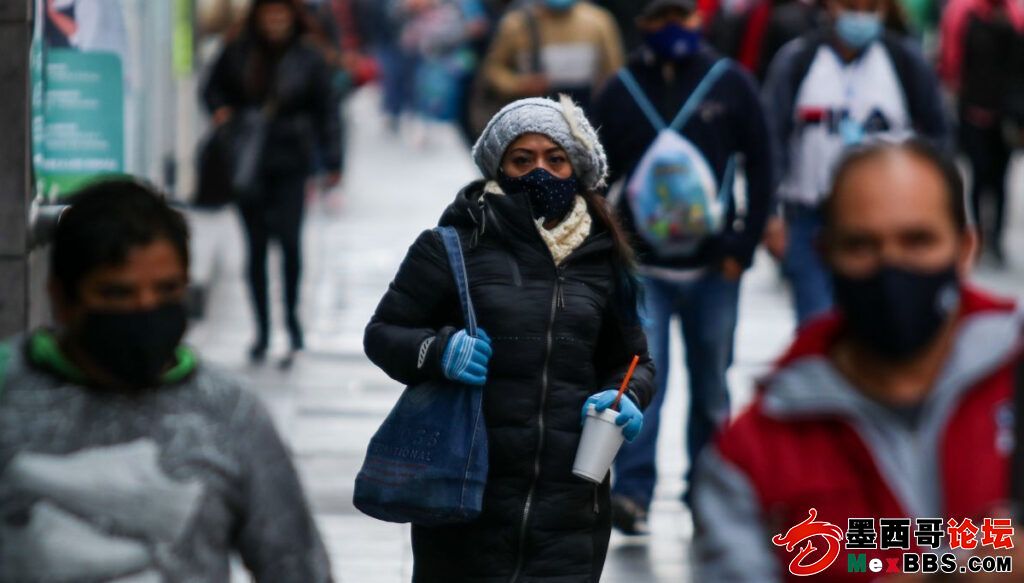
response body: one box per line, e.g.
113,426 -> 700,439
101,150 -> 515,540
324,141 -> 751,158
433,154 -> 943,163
438,180 -> 489,230
25,329 -> 197,388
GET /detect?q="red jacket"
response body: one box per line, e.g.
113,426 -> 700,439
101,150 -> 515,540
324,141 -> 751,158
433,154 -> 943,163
693,286 -> 1023,582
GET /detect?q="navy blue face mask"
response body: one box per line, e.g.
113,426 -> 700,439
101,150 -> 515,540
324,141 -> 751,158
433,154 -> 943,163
497,168 -> 580,223
78,303 -> 188,388
644,23 -> 702,61
833,263 -> 960,362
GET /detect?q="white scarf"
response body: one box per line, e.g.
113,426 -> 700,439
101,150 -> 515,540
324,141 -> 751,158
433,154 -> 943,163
535,195 -> 592,266
482,181 -> 592,265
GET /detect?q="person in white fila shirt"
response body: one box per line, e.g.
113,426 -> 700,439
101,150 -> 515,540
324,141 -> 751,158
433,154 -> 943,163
762,0 -> 949,326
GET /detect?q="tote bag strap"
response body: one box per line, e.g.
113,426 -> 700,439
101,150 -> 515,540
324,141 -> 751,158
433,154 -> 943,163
436,226 -> 477,336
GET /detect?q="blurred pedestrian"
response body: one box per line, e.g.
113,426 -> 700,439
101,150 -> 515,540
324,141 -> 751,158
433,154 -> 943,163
692,140 -> 1024,582
455,0 -> 509,144
303,0 -> 358,191
0,179 -> 331,583
763,0 -> 948,325
708,0 -> 822,79
591,0 -> 774,533
400,0 -> 489,143
364,96 -> 655,581
900,0 -> 941,51
480,0 -> 625,115
939,0 -> 1024,267
202,0 -> 341,365
363,0 -> 420,131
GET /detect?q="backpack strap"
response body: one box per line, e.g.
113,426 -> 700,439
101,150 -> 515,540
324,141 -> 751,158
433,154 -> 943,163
669,59 -> 734,131
617,68 -> 667,131
435,227 -> 478,336
618,58 -> 735,133
879,33 -> 928,136
718,154 -> 739,211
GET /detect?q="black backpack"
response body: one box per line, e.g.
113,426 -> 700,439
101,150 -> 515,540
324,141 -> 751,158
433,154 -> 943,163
960,12 -> 1020,114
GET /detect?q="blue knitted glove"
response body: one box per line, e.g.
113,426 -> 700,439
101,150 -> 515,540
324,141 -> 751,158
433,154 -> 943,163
441,328 -> 492,386
581,390 -> 644,442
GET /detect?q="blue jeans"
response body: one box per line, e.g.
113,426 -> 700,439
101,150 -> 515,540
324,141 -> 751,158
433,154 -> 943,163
612,271 -> 740,510
783,205 -> 833,326
374,44 -> 420,121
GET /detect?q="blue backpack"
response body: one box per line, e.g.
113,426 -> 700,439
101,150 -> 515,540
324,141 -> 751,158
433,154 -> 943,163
619,60 -> 736,258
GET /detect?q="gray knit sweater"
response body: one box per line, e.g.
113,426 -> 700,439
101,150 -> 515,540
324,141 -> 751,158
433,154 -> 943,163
0,332 -> 332,583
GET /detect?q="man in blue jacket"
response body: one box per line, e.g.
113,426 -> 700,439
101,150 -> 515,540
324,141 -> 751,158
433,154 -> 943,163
592,0 -> 774,534
763,0 -> 949,325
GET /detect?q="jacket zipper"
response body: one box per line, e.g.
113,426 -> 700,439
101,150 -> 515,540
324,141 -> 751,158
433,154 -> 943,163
509,269 -> 562,583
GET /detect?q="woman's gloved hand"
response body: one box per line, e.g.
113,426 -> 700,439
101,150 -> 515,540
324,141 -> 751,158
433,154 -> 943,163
581,390 -> 644,442
441,328 -> 492,386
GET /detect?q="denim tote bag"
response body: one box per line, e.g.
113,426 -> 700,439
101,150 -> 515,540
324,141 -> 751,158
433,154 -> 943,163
354,226 -> 489,526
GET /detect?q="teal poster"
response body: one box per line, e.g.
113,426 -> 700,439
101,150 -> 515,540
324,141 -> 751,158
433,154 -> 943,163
36,50 -> 125,199
32,0 -> 128,201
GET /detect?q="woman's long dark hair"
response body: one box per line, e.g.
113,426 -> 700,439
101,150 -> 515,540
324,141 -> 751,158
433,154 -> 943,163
582,190 -> 643,325
239,0 -> 323,100
243,0 -> 311,42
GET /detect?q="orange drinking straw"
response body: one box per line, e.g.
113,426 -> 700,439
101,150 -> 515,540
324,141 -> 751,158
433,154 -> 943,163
612,355 -> 641,411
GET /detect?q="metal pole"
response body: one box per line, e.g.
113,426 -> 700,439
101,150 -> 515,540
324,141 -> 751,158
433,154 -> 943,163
0,1 -> 34,337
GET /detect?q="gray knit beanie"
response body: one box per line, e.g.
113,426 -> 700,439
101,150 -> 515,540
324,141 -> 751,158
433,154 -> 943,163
472,95 -> 609,191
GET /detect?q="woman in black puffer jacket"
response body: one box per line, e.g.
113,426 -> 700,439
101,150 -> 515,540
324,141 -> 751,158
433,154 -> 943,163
364,96 -> 656,583
202,0 -> 340,364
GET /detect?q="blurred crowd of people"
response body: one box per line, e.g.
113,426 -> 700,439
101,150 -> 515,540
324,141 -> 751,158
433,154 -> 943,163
239,0 -> 1024,262
4,0 -> 1024,581
191,0 -> 1024,367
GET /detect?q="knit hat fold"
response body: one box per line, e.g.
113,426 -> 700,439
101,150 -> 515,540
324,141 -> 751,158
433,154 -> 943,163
471,95 -> 609,192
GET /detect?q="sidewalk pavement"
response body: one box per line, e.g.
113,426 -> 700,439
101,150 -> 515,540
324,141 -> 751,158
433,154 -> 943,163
186,87 -> 1024,582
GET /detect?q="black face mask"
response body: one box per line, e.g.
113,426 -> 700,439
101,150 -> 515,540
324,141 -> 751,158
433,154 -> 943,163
497,168 -> 580,223
77,303 -> 188,388
832,263 -> 961,362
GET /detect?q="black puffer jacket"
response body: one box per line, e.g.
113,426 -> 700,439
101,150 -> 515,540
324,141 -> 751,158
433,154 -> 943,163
364,181 -> 655,582
202,35 -> 341,176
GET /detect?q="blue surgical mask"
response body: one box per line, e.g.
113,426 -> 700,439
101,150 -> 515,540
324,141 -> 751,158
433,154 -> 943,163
644,23 -> 702,60
497,168 -> 579,223
835,10 -> 883,50
544,0 -> 578,11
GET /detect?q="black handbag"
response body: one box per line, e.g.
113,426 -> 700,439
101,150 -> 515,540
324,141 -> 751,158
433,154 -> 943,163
193,123 -> 234,209
193,101 -> 276,208
227,107 -> 272,203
